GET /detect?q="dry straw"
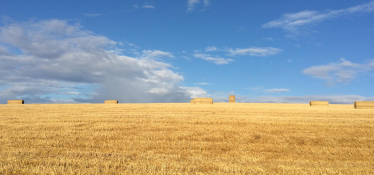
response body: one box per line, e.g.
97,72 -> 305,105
354,101 -> 374,109
104,100 -> 118,104
229,95 -> 235,103
7,100 -> 24,104
193,98 -> 213,104
309,101 -> 329,106
190,99 -> 194,103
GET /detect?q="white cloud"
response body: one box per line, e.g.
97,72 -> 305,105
205,46 -> 218,52
194,53 -> 234,65
64,92 -> 81,95
227,47 -> 282,56
250,86 -> 290,94
239,95 -> 374,104
203,0 -> 210,6
0,45 -> 9,55
134,4 -> 139,8
141,5 -> 155,9
263,1 -> 374,32
180,87 -> 208,98
187,0 -> 200,11
265,89 -> 290,93
194,82 -> 211,85
187,0 -> 210,11
82,13 -> 102,17
141,50 -> 174,59
0,19 -> 204,103
263,37 -> 274,41
302,58 -> 374,84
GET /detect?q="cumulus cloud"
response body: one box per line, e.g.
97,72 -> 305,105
239,95 -> 374,104
187,0 -> 210,11
263,1 -> 374,32
0,19 -> 205,104
227,47 -> 282,56
302,58 -> 374,84
194,53 -> 234,65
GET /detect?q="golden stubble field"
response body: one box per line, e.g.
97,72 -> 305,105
0,103 -> 373,174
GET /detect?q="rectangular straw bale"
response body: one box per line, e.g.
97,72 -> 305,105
104,100 -> 118,104
309,101 -> 329,106
190,99 -> 194,103
229,95 -> 235,103
354,101 -> 374,109
7,100 -> 24,104
193,98 -> 213,104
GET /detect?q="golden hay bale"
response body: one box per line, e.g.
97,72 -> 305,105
193,98 -> 213,104
104,100 -> 118,104
7,100 -> 24,104
309,101 -> 329,106
190,99 -> 194,103
354,101 -> 374,109
229,95 -> 235,103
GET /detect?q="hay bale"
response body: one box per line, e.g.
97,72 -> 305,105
7,100 -> 24,104
309,101 -> 329,106
190,99 -> 194,103
104,100 -> 118,104
193,98 -> 213,104
229,95 -> 235,103
354,101 -> 374,109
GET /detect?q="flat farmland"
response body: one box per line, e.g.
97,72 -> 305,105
0,103 -> 373,174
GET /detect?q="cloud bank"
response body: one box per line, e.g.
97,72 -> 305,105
0,19 -> 206,103
239,95 -> 374,104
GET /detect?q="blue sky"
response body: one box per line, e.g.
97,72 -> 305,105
0,0 -> 374,104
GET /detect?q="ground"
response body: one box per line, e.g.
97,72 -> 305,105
0,103 -> 373,174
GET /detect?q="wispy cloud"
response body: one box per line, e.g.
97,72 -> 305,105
187,0 -> 210,11
228,47 -> 282,56
203,0 -> 211,6
302,58 -> 374,85
194,82 -> 211,85
205,46 -> 218,52
263,1 -> 374,32
141,5 -> 155,9
265,88 -> 290,93
141,50 -> 174,59
250,86 -> 290,94
82,13 -> 102,17
194,53 -> 234,65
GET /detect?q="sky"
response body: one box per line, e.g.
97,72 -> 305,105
0,0 -> 374,104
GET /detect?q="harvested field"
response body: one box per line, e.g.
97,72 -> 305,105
193,98 -> 213,104
0,103 -> 373,174
104,100 -> 118,104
